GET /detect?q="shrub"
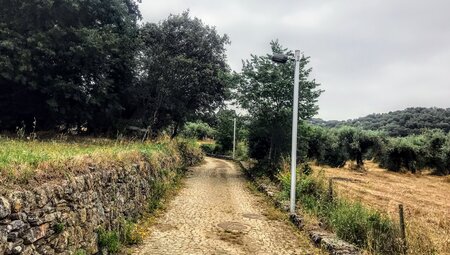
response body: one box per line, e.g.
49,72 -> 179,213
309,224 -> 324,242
53,223 -> 65,234
200,143 -> 217,154
174,139 -> 204,166
180,121 -> 216,140
379,136 -> 425,173
74,249 -> 87,255
235,141 -> 249,160
123,220 -> 143,245
423,130 -> 449,175
97,229 -> 120,253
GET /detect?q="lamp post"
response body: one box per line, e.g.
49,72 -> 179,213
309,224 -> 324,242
272,50 -> 301,214
233,118 -> 237,159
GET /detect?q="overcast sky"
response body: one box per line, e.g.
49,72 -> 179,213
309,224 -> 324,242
138,0 -> 450,120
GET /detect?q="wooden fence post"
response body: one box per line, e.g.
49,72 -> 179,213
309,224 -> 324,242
328,179 -> 333,201
399,204 -> 407,254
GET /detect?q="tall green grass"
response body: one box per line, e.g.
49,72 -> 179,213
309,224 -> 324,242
0,136 -> 203,185
277,168 -> 404,254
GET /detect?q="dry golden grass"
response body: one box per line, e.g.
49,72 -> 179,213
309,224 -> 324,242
312,161 -> 450,254
0,136 -> 197,189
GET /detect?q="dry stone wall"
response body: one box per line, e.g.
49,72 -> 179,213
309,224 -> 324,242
0,163 -> 172,255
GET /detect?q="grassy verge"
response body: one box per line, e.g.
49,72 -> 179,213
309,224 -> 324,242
0,135 -> 203,254
275,163 -> 436,255
0,136 -> 202,187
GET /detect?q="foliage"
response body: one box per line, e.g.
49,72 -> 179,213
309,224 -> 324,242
422,129 -> 449,175
235,40 -> 322,167
174,138 -> 204,166
378,135 -> 425,173
0,0 -> 141,131
53,222 -> 65,234
235,141 -> 249,160
304,125 -> 450,175
180,121 -> 216,140
200,143 -> 219,154
74,250 -> 87,255
311,107 -> 450,137
122,220 -> 143,245
0,6 -> 230,137
97,229 -> 120,253
211,109 -> 249,155
131,11 -> 231,136
335,127 -> 382,168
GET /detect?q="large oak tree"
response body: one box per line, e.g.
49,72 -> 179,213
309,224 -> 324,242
133,11 -> 231,137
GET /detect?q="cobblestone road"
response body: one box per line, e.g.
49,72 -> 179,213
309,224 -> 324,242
134,157 -> 322,255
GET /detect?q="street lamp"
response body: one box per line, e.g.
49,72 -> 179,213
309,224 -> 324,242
272,50 -> 301,214
233,117 -> 237,159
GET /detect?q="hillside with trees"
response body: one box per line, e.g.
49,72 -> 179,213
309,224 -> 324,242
310,107 -> 450,136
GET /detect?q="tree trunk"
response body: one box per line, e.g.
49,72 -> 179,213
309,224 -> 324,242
356,152 -> 364,168
171,122 -> 179,139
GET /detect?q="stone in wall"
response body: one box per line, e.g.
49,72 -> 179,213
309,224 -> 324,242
0,163 -> 175,255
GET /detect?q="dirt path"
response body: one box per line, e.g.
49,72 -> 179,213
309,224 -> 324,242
134,157 -> 321,255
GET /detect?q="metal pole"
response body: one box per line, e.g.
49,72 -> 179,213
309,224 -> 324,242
290,50 -> 301,214
233,118 -> 237,159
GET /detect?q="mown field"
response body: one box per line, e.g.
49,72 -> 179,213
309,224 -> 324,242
313,161 -> 450,254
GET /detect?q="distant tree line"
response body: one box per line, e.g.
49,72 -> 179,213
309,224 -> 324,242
0,1 -> 230,136
310,107 -> 450,137
305,126 -> 450,175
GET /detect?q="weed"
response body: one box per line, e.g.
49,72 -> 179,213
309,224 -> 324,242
122,220 -> 143,245
74,249 -> 87,255
54,222 -> 65,234
98,228 -> 120,253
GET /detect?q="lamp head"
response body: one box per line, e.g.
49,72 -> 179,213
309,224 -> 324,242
271,53 -> 289,64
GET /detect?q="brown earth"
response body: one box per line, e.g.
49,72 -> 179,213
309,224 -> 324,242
133,157 -> 323,255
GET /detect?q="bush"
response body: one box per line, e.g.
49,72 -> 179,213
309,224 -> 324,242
422,130 -> 449,175
174,139 -> 204,166
98,229 -> 120,253
235,141 -> 249,160
74,250 -> 87,255
200,143 -> 218,154
123,220 -> 143,245
180,121 -> 216,140
379,136 -> 425,173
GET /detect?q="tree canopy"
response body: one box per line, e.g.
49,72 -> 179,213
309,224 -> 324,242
132,11 -> 231,136
0,0 -> 141,131
235,41 -> 322,166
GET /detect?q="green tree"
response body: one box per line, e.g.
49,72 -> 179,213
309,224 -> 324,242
213,109 -> 249,153
336,127 -> 381,168
132,11 -> 231,136
379,136 -> 425,173
422,129 -> 448,175
0,0 -> 141,131
181,121 -> 216,140
236,40 -> 322,166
